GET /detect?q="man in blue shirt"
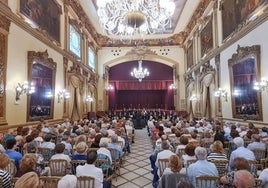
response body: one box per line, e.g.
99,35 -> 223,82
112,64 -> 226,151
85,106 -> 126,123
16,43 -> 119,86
187,147 -> 218,186
5,138 -> 22,170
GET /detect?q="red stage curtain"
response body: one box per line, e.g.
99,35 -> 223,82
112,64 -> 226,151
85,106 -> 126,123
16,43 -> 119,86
113,80 -> 172,90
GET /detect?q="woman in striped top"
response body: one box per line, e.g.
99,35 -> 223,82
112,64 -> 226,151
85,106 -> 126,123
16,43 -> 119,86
207,140 -> 227,161
0,154 -> 12,188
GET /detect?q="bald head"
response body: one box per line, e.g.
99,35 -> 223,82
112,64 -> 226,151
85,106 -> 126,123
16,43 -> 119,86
234,170 -> 254,188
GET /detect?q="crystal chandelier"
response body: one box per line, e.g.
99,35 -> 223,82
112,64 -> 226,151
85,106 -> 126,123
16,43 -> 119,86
131,60 -> 149,82
96,0 -> 175,37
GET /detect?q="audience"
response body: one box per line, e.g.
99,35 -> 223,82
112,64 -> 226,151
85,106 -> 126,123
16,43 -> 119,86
72,141 -> 87,160
14,172 -> 41,188
207,140 -> 227,161
259,168 -> 268,188
58,174 -> 77,188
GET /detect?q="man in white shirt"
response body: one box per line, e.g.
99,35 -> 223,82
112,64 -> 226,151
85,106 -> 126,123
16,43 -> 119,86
76,150 -> 104,188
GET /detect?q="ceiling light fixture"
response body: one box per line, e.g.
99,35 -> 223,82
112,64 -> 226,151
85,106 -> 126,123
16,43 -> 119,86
96,0 -> 175,37
131,60 -> 149,82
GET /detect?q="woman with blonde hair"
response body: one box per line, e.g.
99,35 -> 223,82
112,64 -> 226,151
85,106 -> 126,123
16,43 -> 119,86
158,155 -> 192,188
14,172 -> 43,188
207,140 -> 227,161
0,153 -> 12,188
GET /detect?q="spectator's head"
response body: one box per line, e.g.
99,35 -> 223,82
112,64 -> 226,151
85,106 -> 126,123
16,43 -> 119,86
76,142 -> 88,154
58,174 -> 77,188
161,140 -> 170,150
20,154 -> 37,174
55,143 -> 65,154
194,146 -> 207,160
179,136 -> 189,145
5,138 -> 17,150
111,135 -> 118,143
27,142 -> 37,153
212,140 -> 224,154
44,134 -> 52,142
233,170 -> 254,188
233,137 -> 244,147
251,134 -> 260,142
0,154 -> 10,169
185,142 -> 196,156
14,172 -> 41,188
234,157 -> 250,171
86,150 -> 97,164
169,155 -> 182,173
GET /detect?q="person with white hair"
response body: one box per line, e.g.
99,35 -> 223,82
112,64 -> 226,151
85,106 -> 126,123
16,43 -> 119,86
233,170 -> 254,188
229,137 -> 255,170
187,147 -> 218,185
58,174 -> 77,188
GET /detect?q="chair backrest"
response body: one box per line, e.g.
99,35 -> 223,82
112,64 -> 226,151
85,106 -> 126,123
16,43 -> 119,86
4,159 -> 17,179
251,149 -> 266,161
39,147 -> 54,162
108,148 -> 120,160
158,158 -> 169,177
95,159 -> 113,181
40,176 -> 61,188
254,178 -> 262,188
49,159 -> 68,176
70,160 -> 86,174
261,158 -> 268,169
211,160 -> 229,177
76,176 -> 95,188
195,176 -> 219,188
248,160 -> 258,177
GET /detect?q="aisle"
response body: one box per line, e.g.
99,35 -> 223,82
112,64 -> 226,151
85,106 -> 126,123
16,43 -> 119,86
112,128 -> 154,188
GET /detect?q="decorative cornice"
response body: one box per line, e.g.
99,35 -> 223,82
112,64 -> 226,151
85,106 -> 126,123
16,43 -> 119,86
184,7 -> 268,77
0,5 -> 10,32
125,46 -> 157,58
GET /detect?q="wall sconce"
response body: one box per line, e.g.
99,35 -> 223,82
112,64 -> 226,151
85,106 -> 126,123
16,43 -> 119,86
215,88 -> 228,101
58,89 -> 70,103
169,84 -> 177,95
106,84 -> 114,95
86,95 -> 93,103
253,78 -> 268,92
15,81 -> 35,101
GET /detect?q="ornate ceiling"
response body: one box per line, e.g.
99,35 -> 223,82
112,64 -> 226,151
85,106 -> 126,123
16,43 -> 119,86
70,0 -> 212,47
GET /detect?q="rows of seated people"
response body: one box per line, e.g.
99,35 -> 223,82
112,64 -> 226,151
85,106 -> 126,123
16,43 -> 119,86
0,117 -> 135,188
147,116 -> 268,188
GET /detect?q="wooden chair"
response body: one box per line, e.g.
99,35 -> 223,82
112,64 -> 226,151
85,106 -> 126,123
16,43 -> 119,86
108,148 -> 121,180
248,160 -> 258,177
76,176 -> 95,188
252,149 -> 266,170
95,159 -> 113,182
40,176 -> 61,188
70,160 -> 86,174
254,178 -> 262,188
195,176 -> 219,188
261,158 -> 268,169
158,158 -> 169,177
4,159 -> 17,179
211,160 -> 229,177
176,148 -> 185,158
49,159 -> 68,176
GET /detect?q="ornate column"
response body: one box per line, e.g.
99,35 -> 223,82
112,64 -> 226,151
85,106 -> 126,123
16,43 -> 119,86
0,13 -> 10,125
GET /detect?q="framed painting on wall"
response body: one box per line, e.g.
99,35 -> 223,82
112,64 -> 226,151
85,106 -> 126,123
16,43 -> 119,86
222,0 -> 268,40
20,0 -> 62,42
200,15 -> 213,58
229,45 -> 262,121
27,50 -> 56,121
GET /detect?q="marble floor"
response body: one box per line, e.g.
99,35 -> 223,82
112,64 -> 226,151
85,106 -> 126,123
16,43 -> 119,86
112,128 -> 154,188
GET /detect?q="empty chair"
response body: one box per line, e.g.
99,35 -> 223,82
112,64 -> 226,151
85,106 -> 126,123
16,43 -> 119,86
158,158 -> 169,177
40,176 -> 61,188
211,160 -> 228,177
195,176 -> 219,188
76,176 -> 95,188
248,160 -> 258,177
49,159 -> 68,176
70,160 -> 86,174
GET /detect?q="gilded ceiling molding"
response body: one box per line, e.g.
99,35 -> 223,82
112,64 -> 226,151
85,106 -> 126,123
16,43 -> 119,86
125,46 -> 157,58
0,11 -> 10,32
